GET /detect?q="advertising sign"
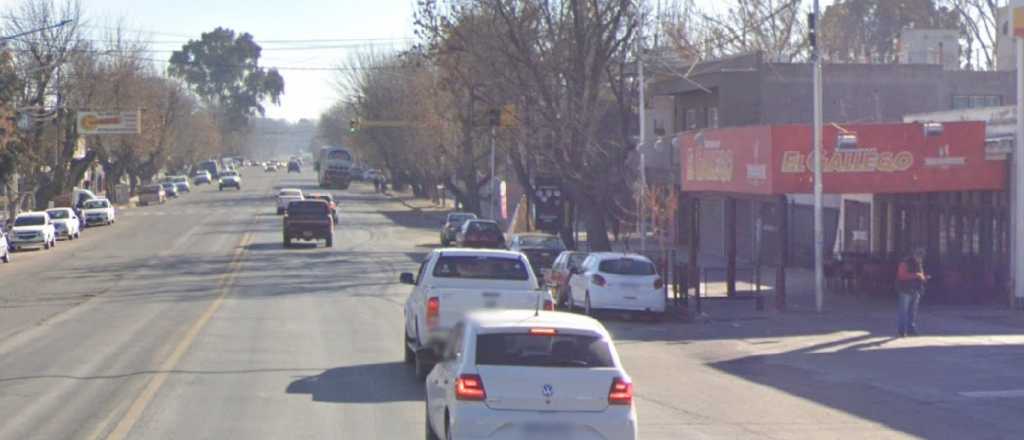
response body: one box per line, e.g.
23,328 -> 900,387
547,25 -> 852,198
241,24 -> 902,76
77,111 -> 141,135
678,122 -> 1004,195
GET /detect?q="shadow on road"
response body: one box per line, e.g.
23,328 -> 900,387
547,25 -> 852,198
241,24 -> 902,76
286,362 -> 424,403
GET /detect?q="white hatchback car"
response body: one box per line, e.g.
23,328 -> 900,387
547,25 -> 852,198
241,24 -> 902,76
45,208 -> 81,240
425,310 -> 637,440
567,253 -> 666,317
9,212 -> 57,251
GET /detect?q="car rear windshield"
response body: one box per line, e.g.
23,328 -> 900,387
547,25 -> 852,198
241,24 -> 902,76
466,222 -> 500,233
448,214 -> 474,224
280,190 -> 301,197
519,236 -> 564,249
14,216 -> 45,226
432,255 -> 529,280
46,210 -> 69,219
140,185 -> 162,194
598,258 -> 656,275
476,333 -> 614,368
287,202 -> 328,216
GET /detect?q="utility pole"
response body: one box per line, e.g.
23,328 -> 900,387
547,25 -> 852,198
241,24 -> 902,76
638,36 -> 647,253
490,125 -> 496,220
1014,0 -> 1024,308
811,0 -> 825,312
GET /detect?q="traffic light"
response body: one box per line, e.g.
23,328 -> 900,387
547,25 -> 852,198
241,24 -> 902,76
349,118 -> 360,133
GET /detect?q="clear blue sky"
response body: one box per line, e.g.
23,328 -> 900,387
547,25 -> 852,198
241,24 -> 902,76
43,0 -> 418,122
0,0 -> 830,122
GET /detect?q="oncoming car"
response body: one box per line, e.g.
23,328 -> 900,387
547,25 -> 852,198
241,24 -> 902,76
425,310 -> 637,440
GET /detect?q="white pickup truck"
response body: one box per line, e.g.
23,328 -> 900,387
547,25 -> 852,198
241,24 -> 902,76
401,248 -> 554,378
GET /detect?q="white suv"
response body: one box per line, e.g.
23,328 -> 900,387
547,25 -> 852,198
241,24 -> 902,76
276,188 -> 303,215
9,212 -> 57,251
425,310 -> 637,440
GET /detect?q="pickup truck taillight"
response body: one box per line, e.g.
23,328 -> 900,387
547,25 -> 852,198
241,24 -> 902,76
654,278 -> 664,289
455,374 -> 486,401
543,299 -> 554,311
426,297 -> 440,327
608,377 -> 633,405
592,274 -> 607,287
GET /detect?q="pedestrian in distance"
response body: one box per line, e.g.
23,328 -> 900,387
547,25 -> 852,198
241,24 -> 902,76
896,247 -> 929,337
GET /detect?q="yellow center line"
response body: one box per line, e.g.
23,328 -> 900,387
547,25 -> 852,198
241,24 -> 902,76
102,231 -> 254,440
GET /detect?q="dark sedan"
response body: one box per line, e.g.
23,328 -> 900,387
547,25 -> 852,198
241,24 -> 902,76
439,212 -> 477,246
507,233 -> 567,282
455,219 -> 505,248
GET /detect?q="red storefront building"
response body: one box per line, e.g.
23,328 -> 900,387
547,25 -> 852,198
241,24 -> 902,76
678,121 -> 1010,307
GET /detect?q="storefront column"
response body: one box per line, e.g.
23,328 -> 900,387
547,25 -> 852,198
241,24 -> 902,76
726,196 -> 737,296
775,195 -> 788,311
688,196 -> 700,297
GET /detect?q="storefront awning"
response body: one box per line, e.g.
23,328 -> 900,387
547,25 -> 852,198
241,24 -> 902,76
677,121 -> 1005,195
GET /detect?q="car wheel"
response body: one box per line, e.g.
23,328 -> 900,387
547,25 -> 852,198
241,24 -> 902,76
43,240 -> 50,250
76,231 -> 81,239
325,235 -> 333,247
404,334 -> 415,364
585,292 -> 593,316
414,349 -> 432,380
567,287 -> 576,311
425,402 -> 440,440
2,249 -> 10,263
219,186 -> 223,191
444,414 -> 452,440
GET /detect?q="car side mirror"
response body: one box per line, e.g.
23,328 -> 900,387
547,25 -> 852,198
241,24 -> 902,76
400,272 -> 416,285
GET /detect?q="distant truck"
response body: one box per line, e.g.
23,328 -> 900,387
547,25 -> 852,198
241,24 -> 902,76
282,199 -> 334,248
197,160 -> 219,178
316,146 -> 354,190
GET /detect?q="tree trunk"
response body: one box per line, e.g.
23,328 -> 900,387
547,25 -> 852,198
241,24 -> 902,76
582,199 -> 611,251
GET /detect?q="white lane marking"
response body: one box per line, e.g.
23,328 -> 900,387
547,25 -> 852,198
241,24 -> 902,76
959,389 -> 1024,398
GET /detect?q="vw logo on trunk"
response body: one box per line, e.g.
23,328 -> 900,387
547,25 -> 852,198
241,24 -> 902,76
542,384 -> 554,398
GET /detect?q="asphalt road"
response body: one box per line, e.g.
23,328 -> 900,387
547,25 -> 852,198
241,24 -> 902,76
1,169 -> 1022,440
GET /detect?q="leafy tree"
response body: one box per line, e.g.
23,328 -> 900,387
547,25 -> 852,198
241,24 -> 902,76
821,0 -> 960,64
168,27 -> 285,140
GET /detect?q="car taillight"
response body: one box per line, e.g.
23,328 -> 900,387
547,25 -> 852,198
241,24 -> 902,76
608,377 -> 633,405
653,278 -> 664,289
543,299 -> 555,311
592,274 -> 607,287
426,297 -> 440,327
455,374 -> 486,401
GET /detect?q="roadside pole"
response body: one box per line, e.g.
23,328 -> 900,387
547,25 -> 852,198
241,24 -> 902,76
1015,2 -> 1024,308
638,37 -> 647,253
490,126 -> 496,220
812,0 -> 825,312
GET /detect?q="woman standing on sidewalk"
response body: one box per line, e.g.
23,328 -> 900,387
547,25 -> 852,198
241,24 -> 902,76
896,247 -> 929,337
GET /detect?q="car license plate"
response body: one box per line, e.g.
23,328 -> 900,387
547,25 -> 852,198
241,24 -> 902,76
624,295 -> 638,300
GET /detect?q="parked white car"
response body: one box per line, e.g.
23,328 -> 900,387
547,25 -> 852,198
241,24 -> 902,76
567,253 -> 666,318
276,188 -> 303,215
401,248 -> 554,378
9,212 -> 57,251
171,175 -> 191,192
425,310 -> 637,440
81,198 -> 116,226
45,208 -> 81,240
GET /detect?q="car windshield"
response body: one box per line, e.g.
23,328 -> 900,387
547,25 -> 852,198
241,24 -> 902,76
476,333 -> 614,368
141,185 -> 162,193
83,201 -> 109,209
174,177 -> 187,183
46,210 -> 69,219
518,236 -> 564,249
598,258 -> 656,276
327,150 -> 351,160
432,256 -> 529,280
14,216 -> 45,226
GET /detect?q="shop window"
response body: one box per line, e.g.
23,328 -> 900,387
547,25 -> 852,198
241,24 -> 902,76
953,95 -> 1001,109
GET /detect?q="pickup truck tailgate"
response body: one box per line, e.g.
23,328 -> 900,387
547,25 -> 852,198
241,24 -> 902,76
429,283 -> 543,326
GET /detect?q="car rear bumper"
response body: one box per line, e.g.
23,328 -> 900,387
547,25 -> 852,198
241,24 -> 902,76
590,288 -> 666,313
450,403 -> 637,440
284,226 -> 332,240
10,238 -> 45,248
85,217 -> 108,225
